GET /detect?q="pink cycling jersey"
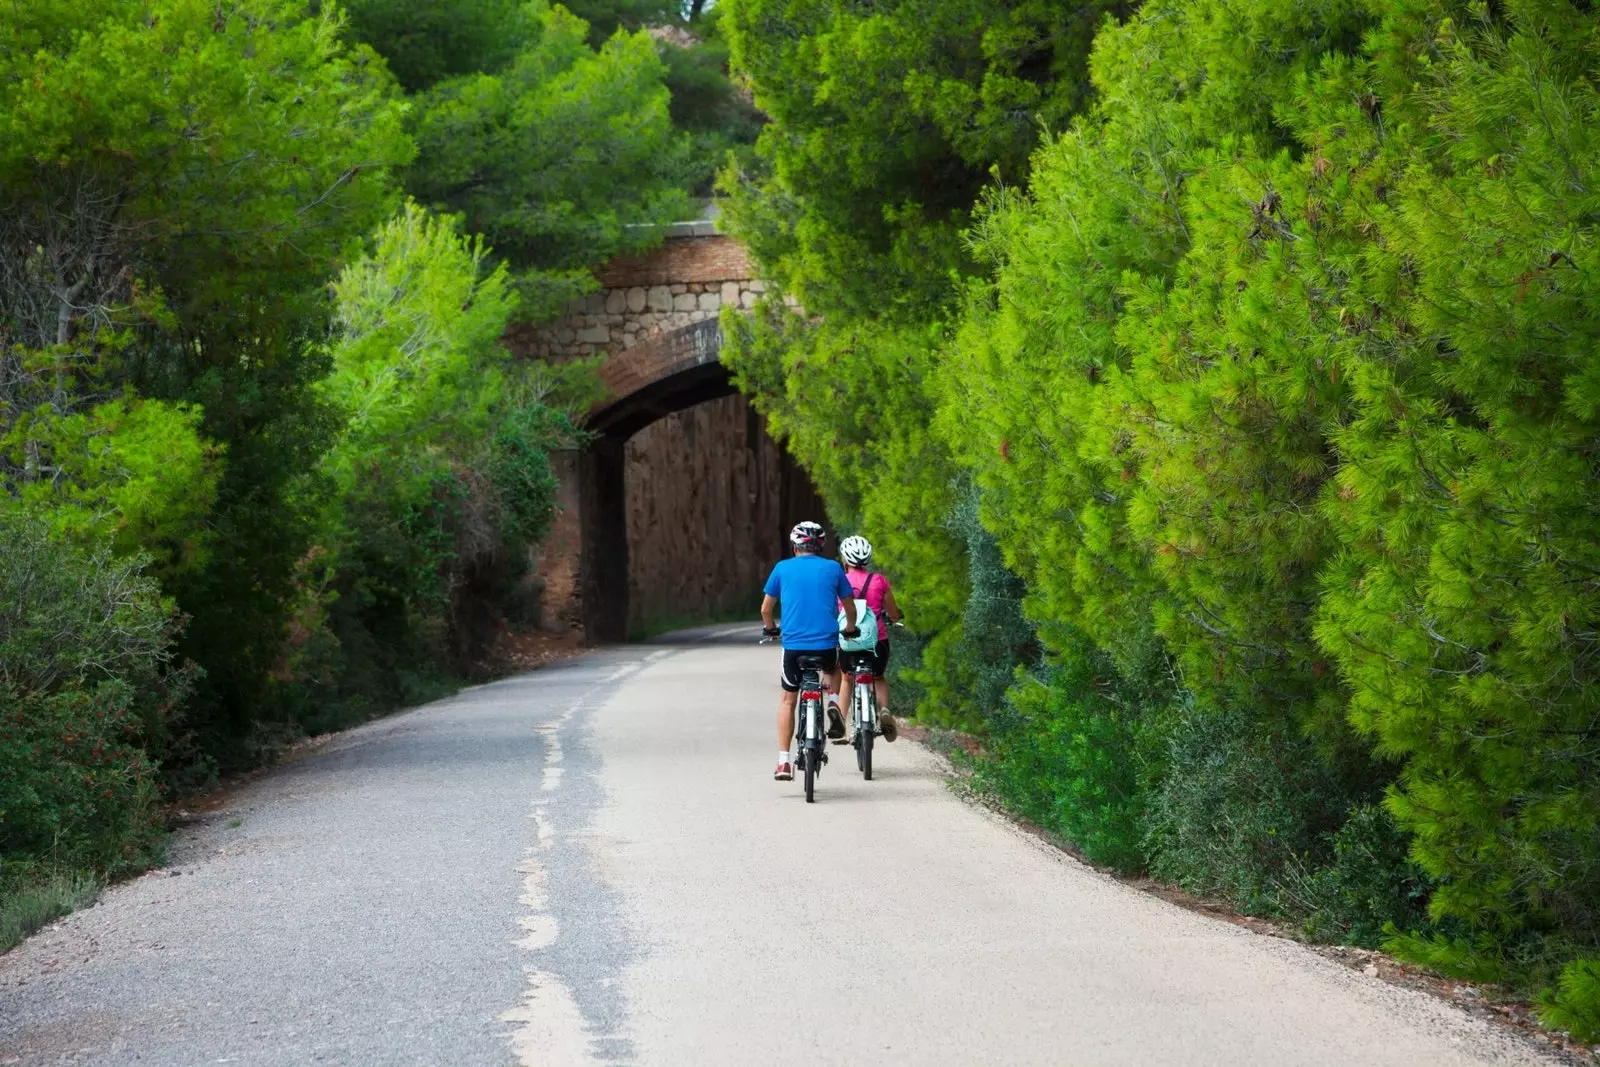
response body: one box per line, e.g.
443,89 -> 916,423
845,569 -> 891,635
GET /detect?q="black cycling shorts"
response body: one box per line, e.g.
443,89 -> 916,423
779,648 -> 838,692
841,640 -> 890,678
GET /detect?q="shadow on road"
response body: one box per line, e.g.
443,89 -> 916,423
633,622 -> 765,647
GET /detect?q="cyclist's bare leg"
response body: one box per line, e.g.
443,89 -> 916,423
777,689 -> 797,753
832,669 -> 854,739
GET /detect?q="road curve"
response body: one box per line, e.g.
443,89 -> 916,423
0,628 -> 1564,1066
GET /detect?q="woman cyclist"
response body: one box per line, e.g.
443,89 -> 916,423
837,535 -> 902,743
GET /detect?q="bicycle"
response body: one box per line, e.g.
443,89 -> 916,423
844,650 -> 879,780
791,653 -> 831,803
845,619 -> 903,780
761,635 -> 830,803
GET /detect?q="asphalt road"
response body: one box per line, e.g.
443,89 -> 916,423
0,627 -> 1567,1066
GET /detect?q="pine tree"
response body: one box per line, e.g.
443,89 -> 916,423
1308,0 -> 1600,1017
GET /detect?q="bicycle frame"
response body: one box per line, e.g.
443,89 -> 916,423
796,662 -> 827,750
847,657 -> 878,734
793,655 -> 830,801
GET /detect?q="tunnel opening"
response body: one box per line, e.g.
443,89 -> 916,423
575,363 -> 828,645
616,391 -> 828,641
510,229 -> 826,644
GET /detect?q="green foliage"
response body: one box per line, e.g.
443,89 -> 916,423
1541,958 -> 1600,1043
660,29 -> 764,197
947,0 -> 1374,698
1305,0 -> 1600,969
975,659 -> 1145,872
0,511 -> 178,697
5,393 -> 221,577
0,682 -> 166,874
281,201 -> 590,724
318,201 -> 515,492
0,513 -> 187,890
491,405 -> 564,546
1142,699 -> 1354,914
405,1 -> 691,314
0,0 -> 415,761
1300,805 -> 1431,949
341,0 -> 534,92
722,0 -> 1129,321
939,484 -> 1037,726
0,0 -> 411,336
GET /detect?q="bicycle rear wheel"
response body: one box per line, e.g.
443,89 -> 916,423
853,683 -> 876,779
804,744 -> 816,802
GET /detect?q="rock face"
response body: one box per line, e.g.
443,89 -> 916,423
624,394 -> 827,634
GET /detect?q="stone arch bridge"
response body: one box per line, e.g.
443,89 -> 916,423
512,224 -> 823,643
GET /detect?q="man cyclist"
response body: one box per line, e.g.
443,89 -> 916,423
837,535 -> 902,743
761,521 -> 859,781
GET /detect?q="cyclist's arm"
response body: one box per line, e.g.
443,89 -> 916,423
841,597 -> 858,631
882,586 -> 904,624
761,594 -> 778,631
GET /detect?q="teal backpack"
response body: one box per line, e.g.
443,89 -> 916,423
837,573 -> 881,652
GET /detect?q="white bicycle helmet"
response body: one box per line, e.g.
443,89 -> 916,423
790,520 -> 826,552
840,535 -> 873,566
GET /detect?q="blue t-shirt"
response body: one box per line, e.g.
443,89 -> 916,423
763,554 -> 854,650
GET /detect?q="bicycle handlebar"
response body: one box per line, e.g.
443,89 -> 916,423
759,619 -> 904,645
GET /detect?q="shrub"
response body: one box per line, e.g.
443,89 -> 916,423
1299,805 -> 1431,948
1541,958 -> 1600,1043
0,512 -> 177,696
977,659 -> 1146,872
1142,699 -> 1371,916
0,683 -> 165,874
491,405 -> 565,547
0,513 -> 187,878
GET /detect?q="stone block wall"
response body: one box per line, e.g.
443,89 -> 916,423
514,234 -> 785,363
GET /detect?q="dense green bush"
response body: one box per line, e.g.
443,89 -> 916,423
976,660 -> 1146,872
0,514 -> 187,881
1142,700 -> 1377,916
1299,805 -> 1431,949
0,683 -> 166,874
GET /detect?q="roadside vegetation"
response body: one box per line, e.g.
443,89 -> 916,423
6,0 -> 1598,1043
0,0 -> 755,946
718,0 -> 1600,1039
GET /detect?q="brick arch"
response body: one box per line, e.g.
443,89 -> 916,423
587,318 -> 734,438
516,229 -> 809,643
